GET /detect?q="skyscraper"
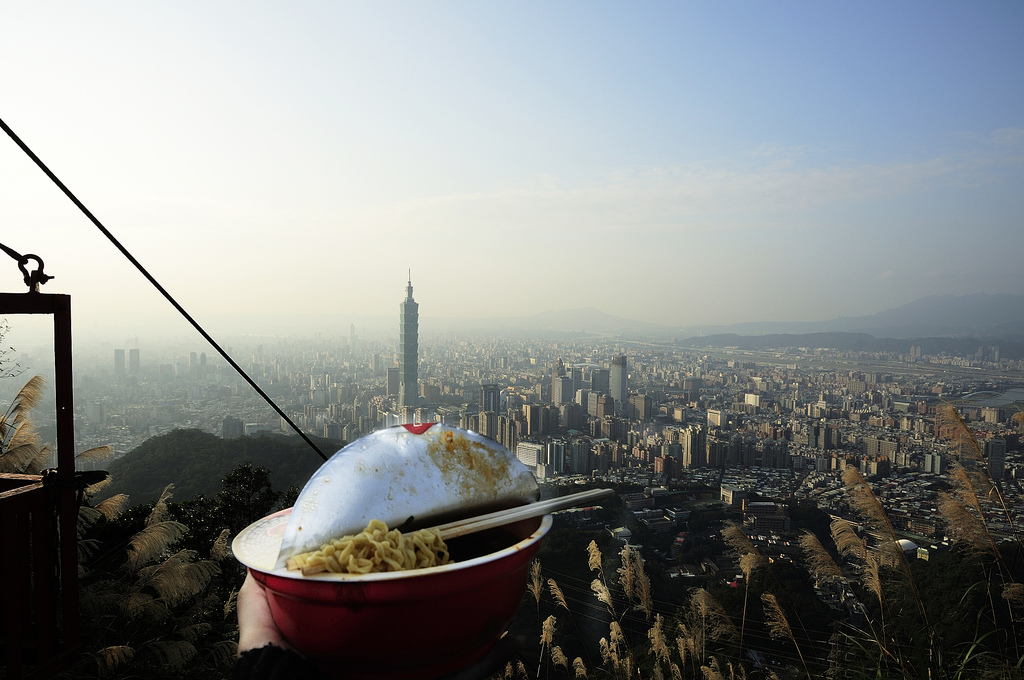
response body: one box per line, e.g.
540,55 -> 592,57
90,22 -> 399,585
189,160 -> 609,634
479,383 -> 501,413
986,438 -> 1007,480
681,425 -> 707,468
610,354 -> 627,414
591,368 -> 610,395
399,274 -> 418,408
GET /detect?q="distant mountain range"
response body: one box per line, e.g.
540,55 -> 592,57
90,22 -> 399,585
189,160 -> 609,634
426,293 -> 1024,340
195,293 -> 1024,344
682,293 -> 1024,339
674,332 -> 1024,360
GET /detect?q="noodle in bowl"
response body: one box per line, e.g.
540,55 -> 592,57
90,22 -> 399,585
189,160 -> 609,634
242,513 -> 552,680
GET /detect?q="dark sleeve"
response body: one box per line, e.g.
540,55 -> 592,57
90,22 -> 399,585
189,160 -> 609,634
233,644 -> 320,680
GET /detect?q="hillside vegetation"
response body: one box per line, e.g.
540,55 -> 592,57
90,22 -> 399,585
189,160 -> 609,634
106,429 -> 337,503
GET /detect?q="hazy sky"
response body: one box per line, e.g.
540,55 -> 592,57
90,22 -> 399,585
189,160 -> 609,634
1,2 -> 1022,338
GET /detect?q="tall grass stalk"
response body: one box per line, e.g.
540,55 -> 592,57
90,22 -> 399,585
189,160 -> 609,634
721,522 -> 764,656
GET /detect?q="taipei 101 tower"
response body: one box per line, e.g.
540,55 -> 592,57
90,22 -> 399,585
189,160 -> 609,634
398,272 -> 418,407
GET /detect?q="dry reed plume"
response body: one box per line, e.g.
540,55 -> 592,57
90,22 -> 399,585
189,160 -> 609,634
551,645 -> 568,671
798,529 -> 843,580
721,521 -> 763,656
830,518 -> 866,562
618,544 -> 653,619
587,539 -> 603,573
528,559 -> 543,614
0,375 -> 51,474
74,476 -> 236,676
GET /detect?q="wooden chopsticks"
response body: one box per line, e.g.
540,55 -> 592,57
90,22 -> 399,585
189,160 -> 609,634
431,487 -> 614,540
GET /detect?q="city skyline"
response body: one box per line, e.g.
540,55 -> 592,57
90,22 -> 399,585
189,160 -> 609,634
1,3 -> 1022,336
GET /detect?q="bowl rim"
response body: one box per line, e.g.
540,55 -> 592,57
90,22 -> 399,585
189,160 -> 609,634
243,513 -> 552,583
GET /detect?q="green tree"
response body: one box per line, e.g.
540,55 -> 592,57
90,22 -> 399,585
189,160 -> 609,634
214,462 -> 280,535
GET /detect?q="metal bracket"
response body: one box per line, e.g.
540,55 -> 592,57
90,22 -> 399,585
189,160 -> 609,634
0,242 -> 53,293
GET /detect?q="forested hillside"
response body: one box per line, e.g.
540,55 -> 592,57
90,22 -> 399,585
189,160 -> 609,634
105,429 -> 338,503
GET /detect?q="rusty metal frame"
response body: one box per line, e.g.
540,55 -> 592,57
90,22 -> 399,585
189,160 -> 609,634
0,292 -> 78,679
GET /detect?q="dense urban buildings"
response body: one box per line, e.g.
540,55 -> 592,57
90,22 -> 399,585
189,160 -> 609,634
10,290 -> 1020,558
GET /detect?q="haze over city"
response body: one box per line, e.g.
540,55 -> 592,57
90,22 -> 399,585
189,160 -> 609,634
1,2 -> 1022,342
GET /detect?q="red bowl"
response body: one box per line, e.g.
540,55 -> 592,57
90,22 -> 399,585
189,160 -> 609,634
246,514 -> 551,680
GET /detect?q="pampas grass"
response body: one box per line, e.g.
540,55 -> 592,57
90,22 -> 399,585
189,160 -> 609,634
146,484 -> 175,526
126,520 -> 188,571
551,645 -> 568,671
830,518 -> 867,562
137,550 -> 221,606
541,614 -> 557,648
210,528 -> 231,561
799,529 -> 843,580
96,493 -> 130,520
76,444 -> 113,463
722,522 -> 762,566
588,539 -> 603,574
1003,582 -> 1024,609
0,375 -> 52,473
591,579 -> 614,614
6,373 -> 238,679
940,405 -> 1022,553
205,639 -> 239,668
722,521 -> 763,656
147,639 -> 197,670
682,588 -> 737,671
549,578 -> 568,610
528,559 -> 543,614
761,593 -> 810,679
96,644 -> 135,677
841,467 -> 895,542
618,544 -> 653,619
648,613 -> 671,667
223,588 -> 238,619
937,490 -> 992,555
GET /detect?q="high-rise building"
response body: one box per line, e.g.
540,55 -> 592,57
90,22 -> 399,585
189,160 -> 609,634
480,383 -> 501,413
523,404 -> 553,436
547,439 -> 567,474
610,355 -> 627,414
478,411 -> 498,440
551,359 -> 566,404
922,452 -> 945,474
552,376 -> 573,405
629,393 -> 651,421
986,438 -> 1007,480
591,368 -> 610,395
128,348 -> 140,375
114,349 -> 125,377
570,439 -> 592,475
681,425 -> 707,468
516,442 -> 544,470
399,274 -> 418,407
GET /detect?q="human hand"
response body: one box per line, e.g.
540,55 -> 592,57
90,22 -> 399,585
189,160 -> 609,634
237,570 -> 289,655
